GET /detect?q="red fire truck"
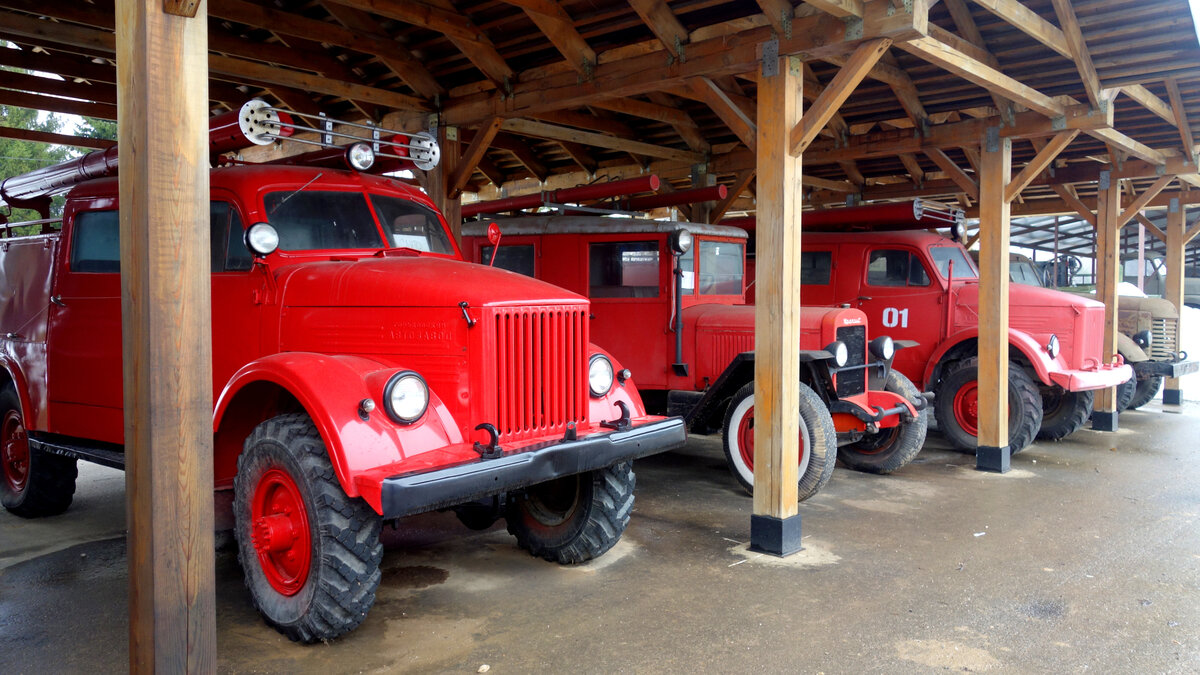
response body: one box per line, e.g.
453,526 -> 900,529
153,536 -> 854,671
462,216 -> 930,499
738,200 -> 1132,454
0,101 -> 685,642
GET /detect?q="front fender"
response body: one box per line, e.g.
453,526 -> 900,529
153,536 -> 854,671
214,352 -> 461,509
587,345 -> 649,423
1116,333 -> 1149,363
924,328 -> 1056,387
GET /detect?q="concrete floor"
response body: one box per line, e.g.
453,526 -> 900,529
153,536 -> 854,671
2,402 -> 1199,674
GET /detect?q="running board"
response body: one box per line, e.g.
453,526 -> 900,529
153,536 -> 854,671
31,436 -> 126,470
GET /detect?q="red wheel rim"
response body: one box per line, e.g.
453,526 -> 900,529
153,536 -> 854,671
2,409 -> 30,494
250,467 -> 312,596
736,404 -> 807,472
953,381 -> 980,436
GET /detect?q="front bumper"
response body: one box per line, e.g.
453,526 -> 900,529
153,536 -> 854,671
1133,359 -> 1200,379
1048,363 -> 1134,392
379,417 -> 686,519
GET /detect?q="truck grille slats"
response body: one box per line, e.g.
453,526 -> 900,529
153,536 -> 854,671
1149,318 -> 1178,361
835,325 -> 867,397
492,307 -> 587,441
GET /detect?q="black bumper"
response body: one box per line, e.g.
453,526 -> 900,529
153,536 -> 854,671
1133,359 -> 1200,378
380,417 -> 686,519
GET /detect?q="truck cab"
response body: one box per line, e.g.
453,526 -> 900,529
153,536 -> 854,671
463,216 -> 930,498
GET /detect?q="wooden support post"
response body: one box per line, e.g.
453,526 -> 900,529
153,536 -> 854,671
426,125 -> 462,244
115,0 -> 215,670
1164,197 -> 1186,405
691,164 -> 716,223
1091,171 -> 1122,430
976,126 -> 1012,473
750,53 -> 804,557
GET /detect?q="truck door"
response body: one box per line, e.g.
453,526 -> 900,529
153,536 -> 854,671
209,196 -> 264,389
853,247 -> 940,380
585,237 -> 671,389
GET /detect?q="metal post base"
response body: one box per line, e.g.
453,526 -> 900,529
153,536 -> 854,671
1091,410 -> 1119,431
1164,388 -> 1182,405
749,513 -> 803,557
976,445 -> 1010,473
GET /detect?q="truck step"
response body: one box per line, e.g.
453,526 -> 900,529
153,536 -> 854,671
31,437 -> 125,470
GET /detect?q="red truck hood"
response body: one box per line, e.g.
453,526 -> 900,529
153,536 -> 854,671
953,279 -> 1104,312
276,255 -> 586,308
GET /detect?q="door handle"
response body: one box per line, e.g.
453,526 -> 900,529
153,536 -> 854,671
51,295 -> 66,307
857,295 -> 872,301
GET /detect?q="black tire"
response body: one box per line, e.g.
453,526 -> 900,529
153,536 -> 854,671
934,358 -> 1043,455
453,498 -> 501,531
1037,387 -> 1094,441
1127,375 -> 1163,410
838,370 -> 928,474
506,461 -> 634,564
1,384 -> 77,518
1116,375 -> 1136,412
234,413 -> 383,643
721,381 -> 837,501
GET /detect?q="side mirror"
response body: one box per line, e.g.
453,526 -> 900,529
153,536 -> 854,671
244,222 -> 279,257
486,222 -> 502,266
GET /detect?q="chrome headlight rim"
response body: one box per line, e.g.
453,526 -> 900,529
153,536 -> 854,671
383,370 -> 429,424
671,229 -> 693,255
346,142 -> 376,171
245,222 -> 280,257
869,335 -> 895,361
1046,334 -> 1061,359
825,340 -> 849,368
1132,329 -> 1153,350
588,353 -> 615,398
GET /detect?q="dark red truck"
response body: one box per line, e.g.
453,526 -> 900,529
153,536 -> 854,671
0,101 -> 684,641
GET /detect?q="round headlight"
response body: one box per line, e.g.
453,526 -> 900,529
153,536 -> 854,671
869,335 -> 895,361
384,371 -> 429,424
244,222 -> 279,256
671,230 -> 693,255
346,142 -> 375,171
1047,334 -> 1061,359
1132,330 -> 1152,350
825,341 -> 849,367
952,221 -> 967,242
588,354 -> 615,397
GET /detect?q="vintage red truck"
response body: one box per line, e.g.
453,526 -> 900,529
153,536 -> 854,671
0,101 -> 685,642
462,216 -> 930,499
738,200 -> 1132,454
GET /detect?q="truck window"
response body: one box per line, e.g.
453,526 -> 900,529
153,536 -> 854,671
212,201 -> 253,272
482,244 -> 535,277
801,251 -> 833,285
263,190 -> 384,251
929,245 -> 978,279
867,249 -> 930,287
589,241 -> 660,298
70,210 -> 120,273
368,194 -> 454,254
679,246 -> 695,294
697,240 -> 744,295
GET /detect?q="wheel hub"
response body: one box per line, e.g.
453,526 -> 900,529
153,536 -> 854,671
737,404 -> 808,472
2,410 -> 30,493
953,381 -> 980,436
250,467 -> 312,596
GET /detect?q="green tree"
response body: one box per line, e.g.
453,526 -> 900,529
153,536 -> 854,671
77,116 -> 117,141
1,104 -> 74,229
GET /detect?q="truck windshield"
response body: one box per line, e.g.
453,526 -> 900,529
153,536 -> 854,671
369,194 -> 455,254
1011,261 -> 1043,286
264,190 -> 384,251
697,239 -> 744,295
929,245 -> 978,280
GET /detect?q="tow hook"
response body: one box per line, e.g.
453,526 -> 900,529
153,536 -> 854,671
601,401 -> 632,431
458,301 -> 476,328
914,391 -> 935,412
473,423 -> 503,459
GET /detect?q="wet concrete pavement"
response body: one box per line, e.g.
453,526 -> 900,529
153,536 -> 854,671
2,402 -> 1198,673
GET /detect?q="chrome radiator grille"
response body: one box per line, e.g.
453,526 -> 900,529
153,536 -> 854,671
835,325 -> 867,397
1149,318 -> 1178,361
492,306 -> 588,441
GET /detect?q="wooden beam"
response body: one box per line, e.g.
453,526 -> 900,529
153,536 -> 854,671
941,0 -> 1017,122
0,88 -> 119,120
558,141 -> 598,175
754,0 -> 795,35
1005,130 -> 1078,202
0,68 -> 118,104
752,53 -> 803,531
969,0 -> 1071,59
1135,213 -> 1167,244
711,168 -> 755,223
1116,175 -> 1174,229
791,38 -> 891,154
500,118 -> 704,163
0,125 -> 116,150
626,0 -> 689,57
1080,126 -> 1167,166
1118,84 -> 1177,127
898,36 -> 1064,118
115,0 -> 215,670
1093,172 -> 1121,416
317,0 -> 443,98
448,117 -> 502,199
1164,198 -> 1186,398
645,92 -> 710,153
805,0 -> 863,17
510,1 -> 595,75
1050,0 -> 1103,109
689,77 -> 758,152
206,54 -> 427,111
976,127 -> 1011,467
424,126 -> 462,240
1188,216 -> 1200,245
1050,185 -> 1097,227
898,153 -> 925,184
1165,79 -> 1196,160
923,147 -> 978,198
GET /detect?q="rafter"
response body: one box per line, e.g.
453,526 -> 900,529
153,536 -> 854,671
942,0 -> 1017,121
805,0 -> 863,17
318,1 -> 442,98
1116,85 -> 1176,127
1051,184 -> 1096,227
1006,130 -> 1079,202
645,93 -> 710,153
0,125 -> 115,150
689,77 -> 758,152
1050,0 -> 1102,109
448,117 -> 503,199
558,141 -> 598,175
791,38 -> 892,154
969,0 -> 1071,59
1165,79 -> 1196,160
711,169 -> 756,223
1135,213 -> 1167,243
923,147 -> 978,198
1116,175 -> 1174,229
500,118 -> 704,163
499,0 -> 595,75
626,0 -> 689,58
898,154 -> 925,184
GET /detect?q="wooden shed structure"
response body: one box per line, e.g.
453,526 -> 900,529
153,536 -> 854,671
2,0 -> 1199,669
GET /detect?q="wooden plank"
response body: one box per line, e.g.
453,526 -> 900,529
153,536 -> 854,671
976,127 -> 1011,454
0,87 -> 119,120
0,125 -> 116,150
790,38 -> 891,154
591,97 -> 698,128
1080,126 -> 1167,166
558,141 -> 598,175
898,153 -> 925,183
1135,213 -> 1167,243
1051,0 -> 1103,109
448,117 -> 502,199
1188,217 -> 1200,245
1005,130 -> 1078,202
1117,175 -> 1174,229
806,0 -> 864,18
711,168 -> 755,223
689,77 -> 758,152
1165,79 -> 1196,159
0,69 -> 118,104
1164,199 -> 1185,394
753,54 -> 803,519
970,0 -> 1071,59
500,118 -> 704,163
923,147 -> 978,198
941,0 -> 1016,122
115,0 -> 215,670
516,3 -> 595,75
317,0 -> 443,98
626,0 -> 689,57
645,93 -> 710,153
754,0 -> 796,34
1093,173 -> 1121,413
1119,84 -> 1177,127
1051,184 -> 1098,227
898,36 -> 1064,118
206,54 -> 427,111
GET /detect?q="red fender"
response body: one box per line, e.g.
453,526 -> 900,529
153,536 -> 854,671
0,354 -> 38,428
586,345 -> 651,423
213,352 -> 461,509
923,328 -> 1056,388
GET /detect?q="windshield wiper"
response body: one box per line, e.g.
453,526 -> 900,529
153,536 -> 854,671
268,172 -> 323,215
